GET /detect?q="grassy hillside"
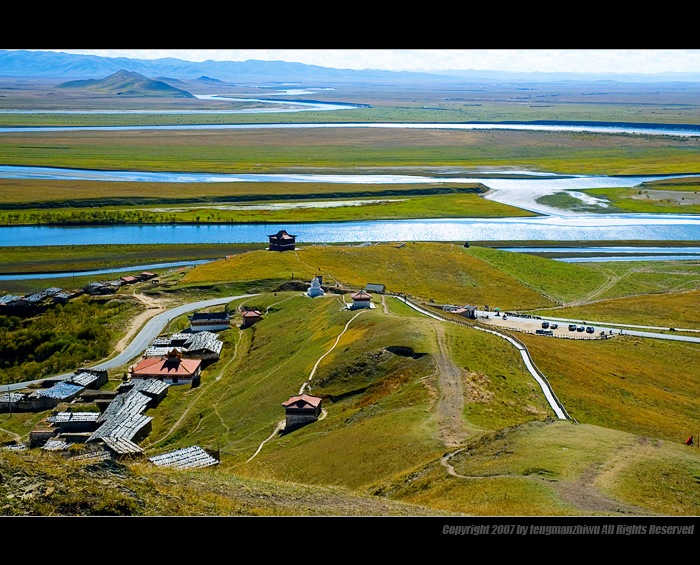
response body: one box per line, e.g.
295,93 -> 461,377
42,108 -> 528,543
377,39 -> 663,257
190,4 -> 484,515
466,246 -> 610,304
3,245 -> 700,518
519,333 -> 700,442
540,288 -> 700,330
180,242 -> 558,310
382,420 -> 700,517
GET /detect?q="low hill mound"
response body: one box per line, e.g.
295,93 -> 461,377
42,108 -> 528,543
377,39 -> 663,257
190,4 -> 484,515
181,242 -> 557,310
58,70 -> 195,98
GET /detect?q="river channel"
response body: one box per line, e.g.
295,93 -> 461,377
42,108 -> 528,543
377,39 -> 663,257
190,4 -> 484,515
2,104 -> 699,248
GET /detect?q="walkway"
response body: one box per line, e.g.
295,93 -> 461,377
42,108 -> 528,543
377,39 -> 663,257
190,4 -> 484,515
395,296 -> 570,421
247,308 -> 367,463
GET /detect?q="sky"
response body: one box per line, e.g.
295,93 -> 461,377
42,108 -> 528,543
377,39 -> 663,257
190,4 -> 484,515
22,49 -> 700,74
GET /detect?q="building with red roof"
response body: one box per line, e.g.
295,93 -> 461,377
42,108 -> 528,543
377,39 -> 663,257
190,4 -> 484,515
241,309 -> 262,328
129,349 -> 202,386
281,394 -> 323,429
350,290 -> 372,309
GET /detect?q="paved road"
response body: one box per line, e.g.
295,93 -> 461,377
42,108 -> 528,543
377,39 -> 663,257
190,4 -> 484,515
475,311 -> 700,343
4,294 -> 258,391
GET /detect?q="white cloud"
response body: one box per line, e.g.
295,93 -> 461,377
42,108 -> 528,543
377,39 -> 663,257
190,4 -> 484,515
25,49 -> 700,74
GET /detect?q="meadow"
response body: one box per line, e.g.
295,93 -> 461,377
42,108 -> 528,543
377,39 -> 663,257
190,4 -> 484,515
1,77 -> 700,520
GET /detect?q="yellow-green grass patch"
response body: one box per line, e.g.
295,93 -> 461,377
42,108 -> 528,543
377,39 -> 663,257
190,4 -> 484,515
542,288 -> 700,330
605,442 -> 700,515
181,242 -> 557,309
519,334 -> 700,443
2,128 -> 700,176
466,246 -> 610,304
442,323 -> 555,428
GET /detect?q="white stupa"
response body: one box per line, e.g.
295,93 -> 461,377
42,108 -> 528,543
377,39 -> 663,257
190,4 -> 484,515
307,277 -> 325,297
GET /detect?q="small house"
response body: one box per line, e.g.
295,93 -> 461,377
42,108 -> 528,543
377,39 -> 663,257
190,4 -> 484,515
47,411 -> 101,434
282,394 -> 323,429
268,229 -> 296,251
453,305 -> 477,319
365,283 -> 385,294
241,309 -> 262,328
188,311 -> 231,332
129,349 -> 202,385
350,290 -> 372,309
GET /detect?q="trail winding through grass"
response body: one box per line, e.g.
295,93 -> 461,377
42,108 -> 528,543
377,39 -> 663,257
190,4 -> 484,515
246,308 -> 367,463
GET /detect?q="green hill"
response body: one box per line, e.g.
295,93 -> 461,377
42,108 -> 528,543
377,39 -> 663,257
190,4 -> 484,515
2,244 -> 700,518
57,70 -> 195,98
181,242 -> 558,310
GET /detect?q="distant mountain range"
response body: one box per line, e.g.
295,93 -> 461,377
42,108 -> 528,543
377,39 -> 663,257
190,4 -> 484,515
3,49 -> 700,84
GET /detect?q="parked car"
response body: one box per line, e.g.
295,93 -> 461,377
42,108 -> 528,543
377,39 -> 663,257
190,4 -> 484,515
568,324 -> 577,331
586,326 -> 595,333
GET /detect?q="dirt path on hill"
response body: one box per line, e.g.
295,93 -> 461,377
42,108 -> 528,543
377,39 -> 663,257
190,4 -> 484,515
441,433 -> 654,515
571,269 -> 622,306
0,423 -> 21,443
546,435 -> 659,515
246,310 -> 366,463
114,293 -> 171,353
431,321 -> 468,448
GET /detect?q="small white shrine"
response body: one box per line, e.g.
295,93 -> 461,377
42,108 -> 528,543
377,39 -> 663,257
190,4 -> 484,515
307,277 -> 325,297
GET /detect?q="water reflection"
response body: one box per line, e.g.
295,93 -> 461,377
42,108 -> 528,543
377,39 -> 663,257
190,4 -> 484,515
2,216 -> 699,247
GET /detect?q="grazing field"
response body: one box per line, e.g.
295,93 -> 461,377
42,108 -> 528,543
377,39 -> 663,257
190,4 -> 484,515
2,243 -> 700,517
1,76 -> 700,520
0,181 -> 534,225
520,333 -> 700,443
536,287 -> 700,330
0,243 -> 262,274
583,180 -> 700,214
179,242 -> 558,310
1,128 -> 699,176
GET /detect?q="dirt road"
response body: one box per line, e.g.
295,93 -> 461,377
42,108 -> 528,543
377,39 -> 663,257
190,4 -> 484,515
114,292 -> 172,353
431,321 -> 469,448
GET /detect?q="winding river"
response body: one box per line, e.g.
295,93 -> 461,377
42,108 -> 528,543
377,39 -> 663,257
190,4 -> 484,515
1,95 -> 699,248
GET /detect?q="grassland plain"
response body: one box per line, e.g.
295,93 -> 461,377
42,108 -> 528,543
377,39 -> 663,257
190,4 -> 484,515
0,183 -> 534,226
1,128 -> 699,176
2,244 -> 700,519
2,79 -> 700,126
2,81 -> 700,523
1,126 -> 699,226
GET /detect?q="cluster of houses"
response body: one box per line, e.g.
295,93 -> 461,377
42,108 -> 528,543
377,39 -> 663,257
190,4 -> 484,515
0,321 -> 228,464
0,298 -> 307,466
0,271 -> 159,316
0,233 -> 390,467
0,287 -> 83,315
83,271 -> 157,296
